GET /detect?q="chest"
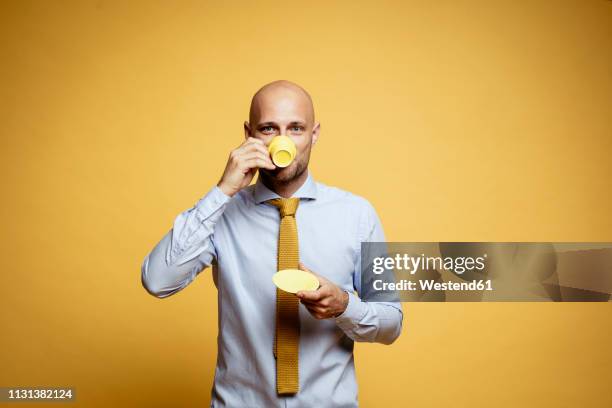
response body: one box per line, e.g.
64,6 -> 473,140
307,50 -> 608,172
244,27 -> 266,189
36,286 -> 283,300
213,202 -> 360,291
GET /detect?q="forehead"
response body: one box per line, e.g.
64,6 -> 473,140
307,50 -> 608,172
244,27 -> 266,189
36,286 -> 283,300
251,89 -> 313,124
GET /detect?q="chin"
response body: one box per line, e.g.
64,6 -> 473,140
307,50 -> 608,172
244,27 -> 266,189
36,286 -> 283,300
266,163 -> 301,182
274,168 -> 296,182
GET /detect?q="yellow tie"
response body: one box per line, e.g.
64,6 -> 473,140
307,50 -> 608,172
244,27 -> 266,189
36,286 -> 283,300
267,197 -> 300,395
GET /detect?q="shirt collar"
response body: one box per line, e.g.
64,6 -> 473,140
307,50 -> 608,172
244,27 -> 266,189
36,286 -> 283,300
253,169 -> 318,204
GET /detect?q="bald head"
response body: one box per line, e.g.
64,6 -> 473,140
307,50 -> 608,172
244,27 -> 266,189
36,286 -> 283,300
244,80 -> 320,185
249,80 -> 315,125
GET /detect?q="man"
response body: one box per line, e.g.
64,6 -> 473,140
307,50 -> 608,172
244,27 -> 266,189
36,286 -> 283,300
141,80 -> 403,407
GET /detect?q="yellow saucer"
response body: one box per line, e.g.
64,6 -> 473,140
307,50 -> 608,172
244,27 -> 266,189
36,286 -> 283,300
272,269 -> 320,293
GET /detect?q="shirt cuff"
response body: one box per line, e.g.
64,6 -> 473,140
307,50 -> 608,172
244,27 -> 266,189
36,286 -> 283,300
335,290 -> 367,330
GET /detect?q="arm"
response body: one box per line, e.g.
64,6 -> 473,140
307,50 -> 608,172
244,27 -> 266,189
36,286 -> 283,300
334,200 -> 403,344
297,200 -> 403,344
140,185 -> 230,298
141,136 -> 276,298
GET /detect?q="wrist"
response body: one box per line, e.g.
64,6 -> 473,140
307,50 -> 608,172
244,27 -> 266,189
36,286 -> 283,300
217,180 -> 237,197
334,290 -> 349,317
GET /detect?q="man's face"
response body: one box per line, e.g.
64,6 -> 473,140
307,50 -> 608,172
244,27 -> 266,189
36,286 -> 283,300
246,88 -> 319,183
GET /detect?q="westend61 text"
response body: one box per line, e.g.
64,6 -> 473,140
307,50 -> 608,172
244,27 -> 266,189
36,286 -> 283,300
373,279 -> 494,291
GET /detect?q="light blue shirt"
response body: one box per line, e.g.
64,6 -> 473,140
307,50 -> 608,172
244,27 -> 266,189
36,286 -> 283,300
141,170 -> 403,407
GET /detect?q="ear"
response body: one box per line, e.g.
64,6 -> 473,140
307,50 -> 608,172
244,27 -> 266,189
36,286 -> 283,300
311,122 -> 321,146
244,121 -> 252,139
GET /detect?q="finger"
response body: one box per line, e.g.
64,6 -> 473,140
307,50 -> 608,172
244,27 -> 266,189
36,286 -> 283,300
248,143 -> 274,160
235,143 -> 267,159
240,142 -> 270,156
296,288 -> 324,302
299,289 -> 333,306
235,138 -> 257,152
243,157 -> 276,171
243,137 -> 265,147
241,152 -> 276,170
303,303 -> 326,314
235,138 -> 265,155
298,262 -> 323,279
303,304 -> 328,319
239,149 -> 272,161
299,296 -> 330,307
298,262 -> 311,272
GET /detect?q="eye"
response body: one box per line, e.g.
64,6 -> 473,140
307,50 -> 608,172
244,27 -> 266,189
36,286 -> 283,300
260,126 -> 275,133
290,125 -> 304,132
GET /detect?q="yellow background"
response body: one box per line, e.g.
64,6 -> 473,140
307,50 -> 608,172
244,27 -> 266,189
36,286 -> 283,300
1,1 -> 610,407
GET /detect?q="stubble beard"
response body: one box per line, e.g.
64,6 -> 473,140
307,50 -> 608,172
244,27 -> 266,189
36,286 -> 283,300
260,151 -> 309,187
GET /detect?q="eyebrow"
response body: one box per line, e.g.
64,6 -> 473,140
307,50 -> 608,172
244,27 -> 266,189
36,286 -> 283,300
257,121 -> 307,127
257,122 -> 278,128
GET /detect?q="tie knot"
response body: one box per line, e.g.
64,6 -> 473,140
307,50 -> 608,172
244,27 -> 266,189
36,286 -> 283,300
267,197 -> 300,217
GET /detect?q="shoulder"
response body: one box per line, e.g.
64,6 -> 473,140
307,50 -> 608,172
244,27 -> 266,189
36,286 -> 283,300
314,179 -> 385,241
314,180 -> 378,216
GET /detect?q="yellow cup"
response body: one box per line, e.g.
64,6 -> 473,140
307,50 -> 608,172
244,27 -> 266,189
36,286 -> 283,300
268,135 -> 297,168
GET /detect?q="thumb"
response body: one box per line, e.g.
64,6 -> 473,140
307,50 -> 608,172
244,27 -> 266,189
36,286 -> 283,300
298,261 -> 311,273
298,262 -> 326,284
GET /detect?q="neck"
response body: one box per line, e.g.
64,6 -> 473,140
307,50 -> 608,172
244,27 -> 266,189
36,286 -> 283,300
260,169 -> 309,198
